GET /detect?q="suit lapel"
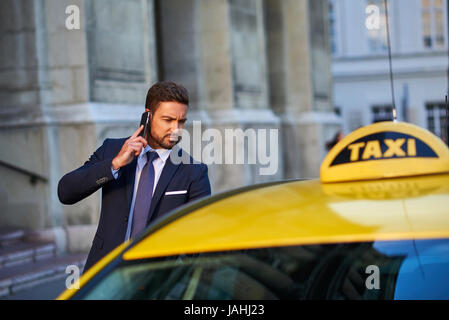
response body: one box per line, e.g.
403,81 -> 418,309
146,153 -> 181,224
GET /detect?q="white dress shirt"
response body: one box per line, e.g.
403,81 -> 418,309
111,146 -> 171,241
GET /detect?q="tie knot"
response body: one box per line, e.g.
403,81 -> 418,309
146,151 -> 159,163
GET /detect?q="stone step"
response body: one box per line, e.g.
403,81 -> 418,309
0,241 -> 56,268
0,253 -> 87,298
0,228 -> 25,247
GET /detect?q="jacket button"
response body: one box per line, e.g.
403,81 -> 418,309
124,217 -> 128,222
96,177 -> 108,185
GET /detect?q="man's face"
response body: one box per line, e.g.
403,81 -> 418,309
146,101 -> 187,149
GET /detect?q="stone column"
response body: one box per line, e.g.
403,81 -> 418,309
197,0 -> 282,191
156,0 -> 283,193
0,0 -> 71,231
0,0 -> 159,251
265,0 -> 341,179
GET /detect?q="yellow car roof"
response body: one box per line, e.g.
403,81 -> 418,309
59,121 -> 449,300
124,172 -> 449,261
124,121 -> 449,261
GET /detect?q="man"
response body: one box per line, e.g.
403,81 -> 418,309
58,81 -> 211,273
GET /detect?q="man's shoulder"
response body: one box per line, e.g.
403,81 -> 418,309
104,137 -> 128,145
101,137 -> 127,149
99,137 -> 127,156
171,147 -> 208,170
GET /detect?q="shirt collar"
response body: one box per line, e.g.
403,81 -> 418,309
140,145 -> 171,163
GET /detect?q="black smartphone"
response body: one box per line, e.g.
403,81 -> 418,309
139,111 -> 150,138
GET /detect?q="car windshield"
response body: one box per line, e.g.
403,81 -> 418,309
76,238 -> 449,300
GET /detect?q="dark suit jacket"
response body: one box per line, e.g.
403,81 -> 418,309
57,138 -> 211,273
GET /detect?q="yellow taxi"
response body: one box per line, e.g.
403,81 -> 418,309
58,121 -> 449,300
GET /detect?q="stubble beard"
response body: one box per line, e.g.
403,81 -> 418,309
146,129 -> 182,150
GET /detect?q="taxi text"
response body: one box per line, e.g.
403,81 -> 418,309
347,138 -> 416,161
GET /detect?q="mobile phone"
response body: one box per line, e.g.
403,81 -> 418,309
139,111 -> 150,138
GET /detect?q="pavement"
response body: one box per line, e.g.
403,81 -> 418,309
1,276 -> 68,300
0,227 -> 87,300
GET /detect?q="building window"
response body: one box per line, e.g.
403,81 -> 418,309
421,0 -> 445,49
334,106 -> 341,116
372,105 -> 393,123
365,0 -> 388,53
328,0 -> 338,55
426,102 -> 447,139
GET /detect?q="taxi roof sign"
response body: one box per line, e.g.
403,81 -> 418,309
320,121 -> 449,183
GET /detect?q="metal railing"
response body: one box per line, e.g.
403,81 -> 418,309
0,159 -> 48,185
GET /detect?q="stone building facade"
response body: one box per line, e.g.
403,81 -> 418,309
0,0 -> 340,252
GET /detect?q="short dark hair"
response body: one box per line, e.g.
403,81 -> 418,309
145,81 -> 189,114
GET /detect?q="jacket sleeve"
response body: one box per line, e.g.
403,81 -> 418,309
57,139 -> 116,205
187,163 -> 211,202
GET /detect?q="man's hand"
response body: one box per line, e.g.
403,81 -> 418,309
112,126 -> 148,170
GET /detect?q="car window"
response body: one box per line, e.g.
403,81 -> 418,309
78,238 -> 449,300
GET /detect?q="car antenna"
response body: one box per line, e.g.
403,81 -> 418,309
384,0 -> 397,122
